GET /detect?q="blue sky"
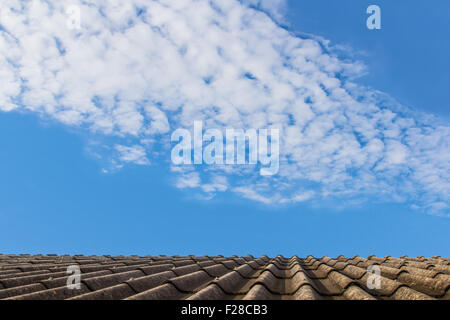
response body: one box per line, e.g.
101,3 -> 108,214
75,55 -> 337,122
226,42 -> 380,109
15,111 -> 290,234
286,0 -> 450,120
0,0 -> 449,257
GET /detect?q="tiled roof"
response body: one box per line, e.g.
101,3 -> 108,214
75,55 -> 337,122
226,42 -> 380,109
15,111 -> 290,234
0,254 -> 449,300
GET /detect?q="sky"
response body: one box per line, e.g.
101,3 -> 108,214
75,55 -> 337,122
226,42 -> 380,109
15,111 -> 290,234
285,0 -> 450,119
0,0 -> 449,257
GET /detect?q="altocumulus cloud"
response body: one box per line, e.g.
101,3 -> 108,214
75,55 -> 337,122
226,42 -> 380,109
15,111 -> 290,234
0,0 -> 448,215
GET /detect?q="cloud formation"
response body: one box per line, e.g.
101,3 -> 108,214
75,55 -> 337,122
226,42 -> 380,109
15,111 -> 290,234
0,0 -> 448,215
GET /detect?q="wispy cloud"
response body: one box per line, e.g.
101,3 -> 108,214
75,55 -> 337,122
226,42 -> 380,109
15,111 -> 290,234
0,0 -> 448,215
115,144 -> 149,165
241,0 -> 287,22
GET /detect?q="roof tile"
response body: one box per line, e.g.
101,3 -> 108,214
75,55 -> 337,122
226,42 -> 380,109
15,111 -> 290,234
0,254 -> 447,300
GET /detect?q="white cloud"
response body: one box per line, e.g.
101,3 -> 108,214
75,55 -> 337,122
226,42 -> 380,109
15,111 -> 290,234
241,0 -> 287,22
0,0 -> 448,215
176,171 -> 201,189
201,175 -> 229,193
233,186 -> 275,204
115,144 -> 149,165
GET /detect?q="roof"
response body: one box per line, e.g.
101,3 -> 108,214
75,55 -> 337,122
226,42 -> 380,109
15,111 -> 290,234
0,254 -> 449,300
